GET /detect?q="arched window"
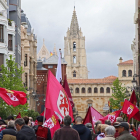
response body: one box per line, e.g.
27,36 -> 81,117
75,88 -> 79,93
73,42 -> 76,51
73,56 -> 76,63
88,87 -> 92,93
73,71 -> 76,77
82,87 -> 85,93
122,70 -> 126,77
100,87 -> 104,93
106,87 -> 110,93
70,87 -> 73,94
94,87 -> 98,93
128,70 -> 132,77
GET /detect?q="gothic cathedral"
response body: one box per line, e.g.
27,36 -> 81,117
64,7 -> 88,79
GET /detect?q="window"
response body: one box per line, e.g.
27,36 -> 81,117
73,56 -> 76,63
8,34 -> 13,51
122,70 -> 126,77
128,70 -> 132,77
24,54 -> 27,66
0,24 -> 4,43
88,103 -> 92,108
75,88 -> 79,93
73,71 -> 76,77
82,87 -> 85,93
94,87 -> 98,93
48,65 -> 53,68
73,42 -> 76,51
106,87 -> 110,93
100,87 -> 104,93
0,54 -> 4,71
70,88 -> 73,93
25,73 -> 28,87
88,87 -> 92,93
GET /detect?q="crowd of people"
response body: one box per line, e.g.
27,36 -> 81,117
0,115 -> 139,140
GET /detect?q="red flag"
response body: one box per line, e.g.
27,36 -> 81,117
42,109 -> 60,138
99,110 -> 121,124
133,111 -> 140,121
130,90 -> 137,106
122,99 -> 139,120
83,107 -> 103,128
45,70 -> 74,120
16,112 -> 21,118
0,88 -> 27,107
63,76 -> 74,109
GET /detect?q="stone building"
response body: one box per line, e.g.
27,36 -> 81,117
64,7 -> 88,79
0,0 -> 15,70
21,10 -> 37,110
131,0 -> 140,84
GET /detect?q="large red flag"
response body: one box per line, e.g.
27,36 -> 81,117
43,109 -> 60,138
45,70 -> 74,120
133,111 -> 140,121
83,107 -> 103,128
99,110 -> 121,124
0,88 -> 27,107
63,76 -> 74,109
130,90 -> 137,106
122,99 -> 139,121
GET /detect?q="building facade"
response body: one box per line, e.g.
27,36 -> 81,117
21,10 -> 37,110
64,7 -> 88,79
0,0 -> 15,70
7,0 -> 21,67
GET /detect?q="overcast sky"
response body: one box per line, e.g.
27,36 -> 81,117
21,0 -> 135,79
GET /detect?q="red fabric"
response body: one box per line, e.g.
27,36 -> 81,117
114,130 -> 120,138
16,112 -> 21,118
36,125 -> 48,139
136,127 -> 140,139
0,126 -> 6,132
63,76 -> 74,109
0,88 -> 27,107
122,99 -> 139,121
41,108 -> 60,138
99,110 -> 121,124
130,129 -> 137,138
133,111 -> 140,121
45,70 -> 74,120
130,90 -> 137,106
83,107 -> 103,130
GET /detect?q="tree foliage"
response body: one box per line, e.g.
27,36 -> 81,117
109,78 -> 128,110
0,55 -> 28,119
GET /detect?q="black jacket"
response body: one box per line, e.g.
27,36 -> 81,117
72,124 -> 92,140
16,125 -> 36,140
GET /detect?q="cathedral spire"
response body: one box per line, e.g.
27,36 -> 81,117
70,8 -> 79,37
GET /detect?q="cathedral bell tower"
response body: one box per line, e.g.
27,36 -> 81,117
64,7 -> 88,79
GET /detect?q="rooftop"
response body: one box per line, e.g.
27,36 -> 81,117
118,60 -> 133,66
68,76 -> 117,84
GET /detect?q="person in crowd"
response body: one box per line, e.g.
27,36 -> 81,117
23,116 -> 29,126
100,126 -> 116,140
94,121 -> 102,134
0,120 -> 6,132
114,122 -> 137,140
7,116 -> 14,121
72,116 -> 92,140
116,117 -> 123,123
96,124 -> 108,140
105,120 -> 111,125
85,123 -> 97,140
0,120 -> 16,140
29,117 -> 34,127
15,118 -> 36,140
136,124 -> 140,139
53,115 -> 80,140
33,116 -> 51,140
130,124 -> 137,137
113,122 -> 119,138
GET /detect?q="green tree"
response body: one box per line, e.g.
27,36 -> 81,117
0,55 -> 28,119
109,78 -> 128,110
24,110 -> 40,121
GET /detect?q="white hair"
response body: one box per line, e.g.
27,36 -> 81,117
8,120 -> 15,128
105,126 -> 116,136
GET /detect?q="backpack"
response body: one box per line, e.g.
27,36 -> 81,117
33,125 -> 48,140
